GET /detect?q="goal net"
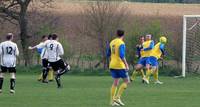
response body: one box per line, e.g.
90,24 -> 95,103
182,15 -> 200,77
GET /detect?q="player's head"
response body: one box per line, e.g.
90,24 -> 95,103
6,33 -> 14,41
52,33 -> 58,40
139,36 -> 145,43
145,34 -> 152,41
116,29 -> 125,39
48,34 -> 52,40
42,35 -> 48,41
159,36 -> 167,44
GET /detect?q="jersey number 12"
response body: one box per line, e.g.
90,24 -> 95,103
6,47 -> 13,55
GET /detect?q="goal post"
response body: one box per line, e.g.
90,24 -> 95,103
182,15 -> 200,77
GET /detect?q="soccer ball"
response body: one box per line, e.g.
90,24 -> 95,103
159,36 -> 167,44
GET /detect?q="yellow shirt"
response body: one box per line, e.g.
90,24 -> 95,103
141,40 -> 154,57
150,42 -> 163,59
109,38 -> 126,69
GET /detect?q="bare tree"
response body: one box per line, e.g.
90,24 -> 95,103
81,1 -> 127,69
0,0 -> 53,66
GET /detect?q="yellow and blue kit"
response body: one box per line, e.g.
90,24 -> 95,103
37,48 -> 43,54
107,38 -> 128,78
137,40 -> 154,66
149,42 -> 165,67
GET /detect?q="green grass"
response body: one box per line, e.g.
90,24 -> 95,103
0,74 -> 200,107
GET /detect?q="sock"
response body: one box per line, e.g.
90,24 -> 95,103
116,83 -> 127,99
153,69 -> 159,81
10,78 -> 15,90
110,85 -> 117,103
140,69 -> 145,78
55,74 -> 61,88
48,69 -> 54,80
0,78 -> 4,90
146,69 -> 152,80
58,68 -> 67,76
42,68 -> 49,81
38,73 -> 42,80
131,70 -> 138,81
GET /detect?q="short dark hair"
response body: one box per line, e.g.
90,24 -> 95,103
139,36 -> 144,40
48,34 -> 52,40
42,35 -> 47,39
6,33 -> 13,40
117,29 -> 124,37
52,33 -> 58,40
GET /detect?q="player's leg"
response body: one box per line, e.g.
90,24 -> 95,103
143,56 -> 156,84
9,67 -> 16,94
37,73 -> 43,81
0,72 -> 4,93
115,70 -> 129,106
110,70 -> 120,106
110,79 -> 120,106
0,66 -> 7,93
143,63 -> 151,84
50,62 -> 61,88
48,68 -> 54,81
131,57 -> 147,82
50,61 -> 64,88
57,60 -> 70,76
140,69 -> 145,78
130,64 -> 143,81
130,60 -> 143,81
42,59 -> 49,83
153,67 -> 163,84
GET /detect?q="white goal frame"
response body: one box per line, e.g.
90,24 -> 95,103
182,15 -> 200,77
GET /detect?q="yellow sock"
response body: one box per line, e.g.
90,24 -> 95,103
116,83 -> 127,99
153,69 -> 159,81
146,69 -> 152,80
131,70 -> 138,81
38,73 -> 42,80
140,69 -> 145,78
48,69 -> 54,81
110,85 -> 117,103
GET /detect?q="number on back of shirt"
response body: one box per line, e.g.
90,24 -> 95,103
50,44 -> 54,50
111,45 -> 115,54
6,47 -> 13,55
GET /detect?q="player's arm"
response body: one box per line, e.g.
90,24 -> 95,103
106,46 -> 111,58
160,44 -> 165,59
28,42 -> 45,50
58,43 -> 64,56
136,44 -> 142,58
142,41 -> 154,51
15,44 -> 19,56
0,43 -> 2,55
119,44 -> 129,70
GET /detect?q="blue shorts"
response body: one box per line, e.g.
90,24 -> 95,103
149,56 -> 159,67
137,57 -> 151,66
110,69 -> 128,79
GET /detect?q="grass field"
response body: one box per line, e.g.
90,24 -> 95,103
0,74 -> 200,107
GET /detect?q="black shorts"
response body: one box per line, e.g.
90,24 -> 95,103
42,59 -> 49,68
49,59 -> 67,71
1,66 -> 16,73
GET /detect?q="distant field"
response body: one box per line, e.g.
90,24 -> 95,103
0,74 -> 200,107
54,1 -> 200,16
